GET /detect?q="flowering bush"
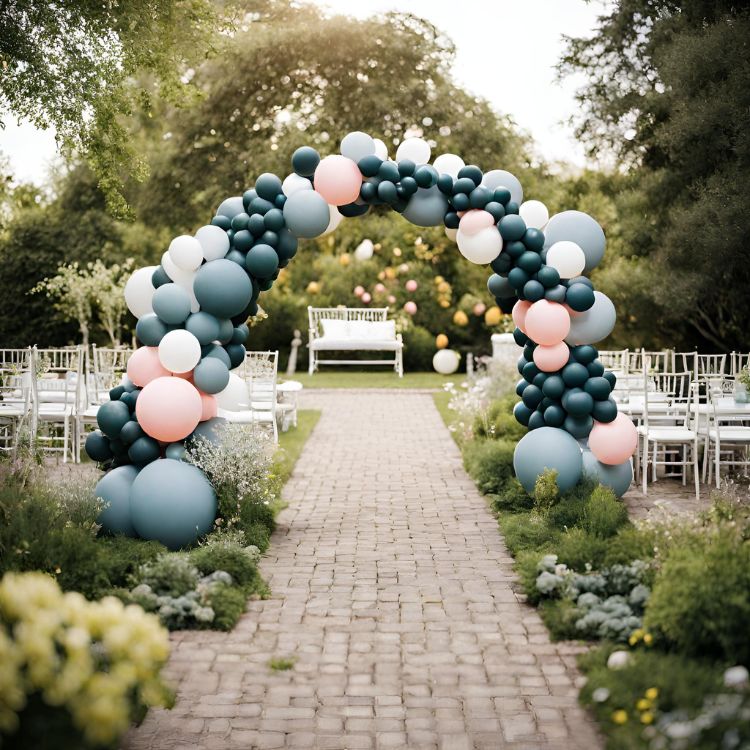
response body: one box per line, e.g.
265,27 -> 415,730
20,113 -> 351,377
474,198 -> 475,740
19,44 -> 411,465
0,572 -> 171,748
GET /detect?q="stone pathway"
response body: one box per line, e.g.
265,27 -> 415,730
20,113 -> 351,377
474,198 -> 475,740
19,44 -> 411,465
124,391 -> 601,750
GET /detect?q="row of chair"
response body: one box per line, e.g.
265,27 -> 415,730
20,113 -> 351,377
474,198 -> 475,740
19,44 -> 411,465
599,348 -> 748,379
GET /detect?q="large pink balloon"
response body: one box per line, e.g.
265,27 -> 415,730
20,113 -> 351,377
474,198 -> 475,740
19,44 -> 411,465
525,300 -> 571,345
589,413 -> 638,466
533,342 -> 570,372
199,392 -> 217,422
512,300 -> 531,333
458,209 -> 494,236
314,155 -> 362,206
136,376 -> 202,442
127,347 -> 170,387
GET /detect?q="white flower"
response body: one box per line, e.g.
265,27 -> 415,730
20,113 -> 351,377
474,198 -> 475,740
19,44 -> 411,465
591,687 -> 610,703
724,665 -> 749,689
606,650 -> 631,670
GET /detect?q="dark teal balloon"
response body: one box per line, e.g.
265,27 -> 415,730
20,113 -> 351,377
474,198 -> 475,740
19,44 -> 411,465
487,274 -> 513,298
400,176 -> 418,195
522,361 -> 539,381
97,400 -> 131,439
513,327 -> 529,347
516,379 -> 528,397
248,213 -> 266,236
469,186 -> 492,209
211,214 -> 231,230
151,266 -> 171,288
165,442 -> 187,461
233,229 -> 253,252
523,280 -> 545,302
231,324 -> 249,345
414,165 -> 437,188
377,181 -> 398,203
523,228 -> 545,251
544,404 -> 566,427
491,253 -> 512,274
242,188 -> 257,207
378,161 -> 400,182
584,377 -> 611,401
437,174 -> 454,194
566,283 -> 596,312
136,314 -> 171,346
108,437 -> 129,460
518,252 -> 542,274
95,465 -> 138,537
572,345 -> 598,364
231,212 -> 250,231
603,371 -> 617,389
245,244 -> 279,279
193,357 -> 230,394
216,318 -> 233,344
264,208 -> 285,232
276,229 -> 298,261
508,267 -> 529,290
397,159 -> 416,176
203,343 -> 232,369
109,385 -> 125,401
360,181 -> 378,202
587,360 -> 605,377
563,389 -> 594,417
513,401 -> 532,426
528,411 -> 546,430
458,165 -> 483,186
249,196 -> 274,215
226,249 -> 245,265
119,389 -> 139,411
443,211 -> 459,229
564,414 -> 594,439
452,177 -> 475,195
592,398 -> 618,423
255,173 -> 282,201
493,187 -> 511,204
402,186 -> 449,227
506,201 -> 520,215
120,420 -> 145,446
522,384 -> 543,409
152,284 -> 191,325
185,312 -> 221,346
259,230 -> 278,248
190,417 -> 227,446
451,193 -> 470,211
562,363 -> 590,387
537,266 -> 560,288
545,284 -> 567,303
499,214 -> 526,241
194,259 -> 253,318
128,436 -> 161,466
85,430 -> 113,462
292,147 -> 320,176
130,459 -> 217,550
513,426 -> 583,493
358,155 -> 382,177
484,201 -> 505,221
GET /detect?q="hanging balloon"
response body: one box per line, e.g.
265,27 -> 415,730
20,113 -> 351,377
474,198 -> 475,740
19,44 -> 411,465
432,153 -> 465,178
396,137 -> 431,165
456,226 -> 503,264
544,210 -> 606,273
519,200 -> 549,230
314,155 -> 362,205
340,131 -> 376,162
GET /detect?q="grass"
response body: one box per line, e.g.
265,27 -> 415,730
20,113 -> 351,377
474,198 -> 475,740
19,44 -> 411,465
431,390 -> 454,430
273,410 -> 321,486
288,370 -> 458,390
268,657 -> 296,671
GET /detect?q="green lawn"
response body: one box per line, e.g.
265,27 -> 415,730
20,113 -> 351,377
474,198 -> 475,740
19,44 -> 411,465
285,370 -> 461,390
273,409 -> 321,485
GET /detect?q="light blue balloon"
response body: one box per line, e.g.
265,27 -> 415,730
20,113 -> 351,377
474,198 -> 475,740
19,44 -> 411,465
340,131 -> 375,162
136,313 -> 173,346
193,357 -> 230,394
566,291 -> 616,346
130,459 -> 217,550
95,465 -> 139,537
543,210 -> 606,273
402,185 -> 449,227
282,189 -> 330,238
513,426 -> 583,494
185,312 -> 221,346
152,284 -> 191,325
582,450 -> 633,498
216,196 -> 244,219
483,169 -> 524,205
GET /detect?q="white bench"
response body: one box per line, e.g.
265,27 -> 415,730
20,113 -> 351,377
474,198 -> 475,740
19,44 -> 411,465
308,307 -> 404,377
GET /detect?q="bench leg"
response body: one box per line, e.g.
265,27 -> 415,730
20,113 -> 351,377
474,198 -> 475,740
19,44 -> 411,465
308,350 -> 315,376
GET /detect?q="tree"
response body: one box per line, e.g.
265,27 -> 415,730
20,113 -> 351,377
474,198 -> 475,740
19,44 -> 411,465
560,2 -> 750,351
0,0 -> 237,216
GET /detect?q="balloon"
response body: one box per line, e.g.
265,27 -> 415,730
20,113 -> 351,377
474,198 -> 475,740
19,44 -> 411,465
405,279 -> 418,292
404,301 -> 417,315
545,241 -> 586,279
482,169 -> 523,205
95,465 -> 138,537
215,373 -> 249,411
436,334 -> 448,349
322,205 -> 343,235
396,137 -> 431,164
459,209 -> 494,236
185,312 -> 221,346
313,155 -> 361,205
487,274 -> 514,299
354,285 -> 365,297
85,430 -> 113,462
341,131 -> 376,162
589,413 -> 637,466
524,300 -> 571,346
152,284 -> 191,325
216,196 -> 244,218
194,225 -> 229,263
484,306 -> 502,326
373,138 -> 389,161
291,146 -> 320,177
374,282 -> 386,294
361,292 -> 372,304
127,346 -> 170,387
245,244 -> 279,279
519,200 -> 549,229
135,314 -> 172,347
533,342 -> 570,372
200,392 -> 217,422
165,442 -> 187,461
456,225 -> 502,264
193,357 -> 230,394
282,172 -> 312,197
513,426 -> 583,494
512,300 -> 531,333
582,451 -> 633,498
136,377 -> 203,442
97,400 -> 131,439
544,210 -> 606,273
354,239 -> 374,261
445,227 -> 458,242
130,459 -> 216,550
128,436 -> 161,466
124,266 -> 158,318
169,235 -> 203,272
190,417 -> 227,446
203,343 -> 231,369
120,420 -> 145,445
283,189 -> 331,238
194,259 -> 253,318
402,185 -> 449,227
158,330 -> 201,373
432,153 -> 465,178
566,291 -> 617,345
433,349 -> 460,374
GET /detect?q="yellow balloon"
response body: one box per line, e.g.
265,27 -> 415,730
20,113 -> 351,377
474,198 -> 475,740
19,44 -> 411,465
439,299 -> 450,308
453,310 -> 469,327
339,253 -> 350,266
437,281 -> 451,293
484,306 -> 502,326
436,334 -> 449,350
306,281 -> 321,294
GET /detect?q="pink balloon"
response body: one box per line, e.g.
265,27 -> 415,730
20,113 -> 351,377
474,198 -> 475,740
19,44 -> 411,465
200,392 -> 217,422
589,413 -> 637,466
127,347 -> 170,388
361,292 -> 372,303
136,376 -> 202,442
533,342 -> 570,372
524,300 -> 571,345
354,285 -> 365,297
387,295 -> 396,304
405,279 -> 418,292
374,283 -> 386,293
313,155 -> 361,205
512,300 -> 531,333
404,301 -> 417,315
473,302 -> 486,316
173,370 -> 193,381
459,209 -> 494,236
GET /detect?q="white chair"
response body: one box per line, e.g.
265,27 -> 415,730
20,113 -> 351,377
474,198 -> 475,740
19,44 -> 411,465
702,381 -> 750,488
90,345 -> 131,402
0,347 -> 35,456
729,352 -> 750,378
598,349 -> 629,373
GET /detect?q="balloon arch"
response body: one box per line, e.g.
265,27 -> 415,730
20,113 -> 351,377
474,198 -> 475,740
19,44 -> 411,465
87,132 -> 637,549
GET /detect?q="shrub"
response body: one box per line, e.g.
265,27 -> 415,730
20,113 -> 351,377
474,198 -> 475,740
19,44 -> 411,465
138,554 -> 199,597
190,545 -> 257,590
546,479 -> 599,530
644,527 -> 750,664
555,528 -> 608,571
242,522 -> 271,552
603,526 -> 659,569
463,438 -> 515,495
533,469 -> 559,513
499,512 -> 559,556
473,395 -> 526,441
402,325 -> 435,371
582,486 -> 629,538
491,478 -> 534,512
208,583 -> 248,631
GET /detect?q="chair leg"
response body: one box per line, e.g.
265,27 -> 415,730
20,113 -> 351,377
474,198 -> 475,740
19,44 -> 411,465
652,442 -> 657,482
63,418 -> 69,464
715,436 -> 721,489
642,439 -> 648,495
682,445 -> 687,485
693,441 -> 700,501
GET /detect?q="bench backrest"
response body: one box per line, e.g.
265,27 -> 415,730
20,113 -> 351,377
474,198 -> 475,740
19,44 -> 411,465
308,306 -> 389,335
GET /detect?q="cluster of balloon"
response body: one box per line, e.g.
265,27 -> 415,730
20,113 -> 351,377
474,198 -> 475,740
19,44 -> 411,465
354,273 -> 419,315
87,131 -> 636,546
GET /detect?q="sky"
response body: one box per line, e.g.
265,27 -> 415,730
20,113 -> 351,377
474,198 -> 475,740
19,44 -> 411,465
0,0 -> 606,185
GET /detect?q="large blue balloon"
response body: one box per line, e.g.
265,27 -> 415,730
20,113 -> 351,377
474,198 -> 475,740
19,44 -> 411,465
282,189 -> 330,238
130,459 -> 217,550
401,185 -> 449,227
513,426 -> 583,494
543,210 -> 606,273
193,259 -> 253,318
95,465 -> 139,537
216,196 -> 244,218
581,450 -> 633,498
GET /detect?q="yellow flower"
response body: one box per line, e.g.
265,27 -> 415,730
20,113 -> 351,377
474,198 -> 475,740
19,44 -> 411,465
643,633 -> 653,646
612,710 -> 628,725
640,712 -> 654,725
645,687 -> 659,701
636,698 -> 651,711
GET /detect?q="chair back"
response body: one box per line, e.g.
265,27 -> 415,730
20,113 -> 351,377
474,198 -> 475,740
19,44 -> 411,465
708,379 -> 750,431
33,346 -> 85,410
244,350 -> 278,414
598,349 -> 629,373
0,347 -> 34,436
308,306 -> 389,336
641,356 -> 694,431
729,352 -> 750,377
91,345 -> 131,401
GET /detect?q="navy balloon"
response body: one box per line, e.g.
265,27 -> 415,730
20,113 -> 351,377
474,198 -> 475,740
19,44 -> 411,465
97,400 -> 131,439
86,430 -> 113,462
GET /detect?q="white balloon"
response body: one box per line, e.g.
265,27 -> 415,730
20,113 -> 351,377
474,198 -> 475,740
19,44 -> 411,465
124,266 -> 158,319
215,373 -> 249,411
195,225 -> 230,262
158,329 -> 201,373
482,169 -> 524,204
456,226 -> 503,264
169,235 -> 203,272
546,241 -> 586,279
396,137 -> 431,165
340,131 -> 376,162
373,138 -> 388,161
322,205 -> 343,235
433,153 -> 465,179
445,227 -> 458,242
519,200 -> 549,230
354,239 -> 374,261
433,349 -> 460,375
282,172 -> 312,197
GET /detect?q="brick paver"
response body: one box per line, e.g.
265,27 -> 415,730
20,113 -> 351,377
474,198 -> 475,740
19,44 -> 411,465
123,391 -> 601,750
